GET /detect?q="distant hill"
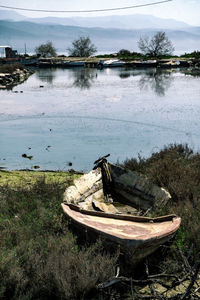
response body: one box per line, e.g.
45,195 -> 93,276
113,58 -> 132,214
0,9 -> 27,21
28,14 -> 190,30
0,20 -> 199,54
0,9 -> 191,30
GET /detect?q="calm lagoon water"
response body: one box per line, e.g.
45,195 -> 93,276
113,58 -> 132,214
0,67 -> 200,171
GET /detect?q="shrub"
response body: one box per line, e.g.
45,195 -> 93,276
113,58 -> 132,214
118,49 -> 131,56
0,176 -> 118,299
181,50 -> 200,58
122,144 -> 200,261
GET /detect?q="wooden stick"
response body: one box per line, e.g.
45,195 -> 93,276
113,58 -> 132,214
180,261 -> 200,300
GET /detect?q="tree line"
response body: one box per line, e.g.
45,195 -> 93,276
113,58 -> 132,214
35,37 -> 97,58
35,31 -> 174,58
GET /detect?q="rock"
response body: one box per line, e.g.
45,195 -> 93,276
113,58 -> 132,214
0,73 -> 10,77
0,67 -> 34,89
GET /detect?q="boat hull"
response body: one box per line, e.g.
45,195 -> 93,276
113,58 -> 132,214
62,203 -> 181,264
97,59 -> 125,68
62,160 -> 181,263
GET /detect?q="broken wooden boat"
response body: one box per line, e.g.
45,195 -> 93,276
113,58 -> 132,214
62,155 -> 181,263
63,155 -> 172,214
62,202 -> 181,264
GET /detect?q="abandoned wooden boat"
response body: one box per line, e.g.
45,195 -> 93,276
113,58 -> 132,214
62,203 -> 180,264
62,156 -> 181,262
63,156 -> 172,214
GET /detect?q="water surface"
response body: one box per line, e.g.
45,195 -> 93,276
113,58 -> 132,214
0,67 -> 200,171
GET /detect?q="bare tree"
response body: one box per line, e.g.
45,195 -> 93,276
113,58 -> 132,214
67,36 -> 97,57
35,41 -> 57,57
138,31 -> 174,57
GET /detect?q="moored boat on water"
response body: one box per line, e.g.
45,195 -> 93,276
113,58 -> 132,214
20,57 -> 38,66
130,60 -> 158,68
61,156 -> 181,264
97,59 -> 125,68
158,60 -> 181,68
61,60 -> 85,67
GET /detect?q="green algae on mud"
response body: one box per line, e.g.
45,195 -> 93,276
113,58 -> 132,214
0,170 -> 81,188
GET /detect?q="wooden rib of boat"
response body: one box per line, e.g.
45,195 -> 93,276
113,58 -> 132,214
62,156 -> 181,263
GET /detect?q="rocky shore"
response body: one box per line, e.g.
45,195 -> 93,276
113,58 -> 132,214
0,67 -> 34,89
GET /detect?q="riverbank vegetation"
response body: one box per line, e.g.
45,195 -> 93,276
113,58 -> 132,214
96,49 -> 200,61
32,31 -> 199,61
0,144 -> 200,299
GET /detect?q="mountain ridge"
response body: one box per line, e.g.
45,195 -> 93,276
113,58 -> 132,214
0,9 -> 191,30
0,19 -> 199,54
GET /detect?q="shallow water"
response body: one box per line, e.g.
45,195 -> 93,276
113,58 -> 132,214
0,67 -> 200,171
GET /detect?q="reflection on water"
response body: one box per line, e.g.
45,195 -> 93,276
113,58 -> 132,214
182,68 -> 200,78
35,67 -> 98,89
119,71 -> 131,79
34,67 -> 174,94
118,68 -> 173,96
35,68 -> 56,84
138,68 -> 173,96
1,67 -> 200,171
72,68 -> 98,89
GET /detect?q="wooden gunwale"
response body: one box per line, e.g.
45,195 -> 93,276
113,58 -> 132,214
62,203 -> 181,248
67,203 -> 177,223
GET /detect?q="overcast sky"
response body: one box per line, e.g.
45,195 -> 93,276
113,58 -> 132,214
1,0 -> 200,25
